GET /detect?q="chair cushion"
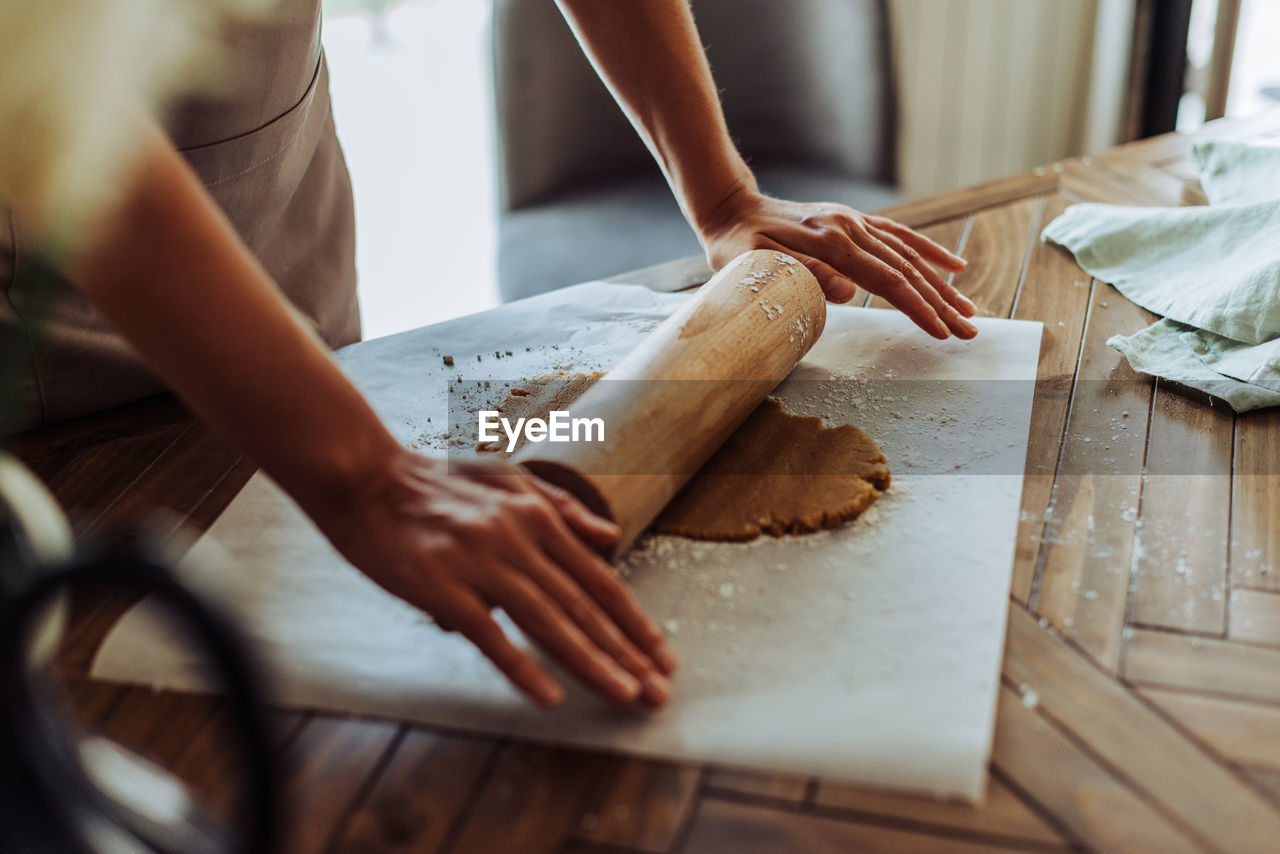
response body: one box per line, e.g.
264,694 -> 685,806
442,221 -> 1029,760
498,166 -> 901,301
492,0 -> 894,212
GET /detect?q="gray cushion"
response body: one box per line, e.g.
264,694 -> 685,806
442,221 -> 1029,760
498,165 -> 901,301
492,0 -> 898,301
492,0 -> 894,211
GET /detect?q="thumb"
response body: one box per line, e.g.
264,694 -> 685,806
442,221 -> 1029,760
798,255 -> 858,304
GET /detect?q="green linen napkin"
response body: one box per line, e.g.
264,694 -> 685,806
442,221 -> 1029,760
1042,140 -> 1280,411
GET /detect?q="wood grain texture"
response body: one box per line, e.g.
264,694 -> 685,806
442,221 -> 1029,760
1125,628 -> 1280,705
1241,767 -> 1280,807
81,419 -> 241,540
1231,410 -> 1280,593
679,796 -> 1062,854
61,675 -> 128,730
940,196 -> 1041,318
277,716 -> 401,854
42,422 -> 201,709
442,744 -> 606,854
990,683 -> 1200,854
7,393 -> 192,463
1029,283 -> 1156,670
47,422 -> 191,535
569,757 -> 702,852
1130,386 -> 1233,635
95,686 -> 222,768
1058,159 -> 1158,206
705,769 -> 809,803
167,705 -> 307,821
1139,687 -> 1280,772
22,446 -> 83,485
1008,194 -> 1092,603
1091,159 -> 1191,207
330,729 -> 496,854
873,170 -> 1057,230
812,775 -> 1063,847
1004,607 -> 1280,853
1230,589 -> 1280,646
1154,154 -> 1202,183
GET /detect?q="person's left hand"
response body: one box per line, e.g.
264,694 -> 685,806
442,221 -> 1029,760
697,190 -> 979,340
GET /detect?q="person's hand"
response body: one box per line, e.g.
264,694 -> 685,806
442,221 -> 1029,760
314,450 -> 676,709
698,190 -> 979,340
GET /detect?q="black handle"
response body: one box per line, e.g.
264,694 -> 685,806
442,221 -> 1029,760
0,546 -> 280,854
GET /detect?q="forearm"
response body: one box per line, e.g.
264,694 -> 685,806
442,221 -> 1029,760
62,120 -> 401,519
555,0 -> 756,234
43,121 -> 678,707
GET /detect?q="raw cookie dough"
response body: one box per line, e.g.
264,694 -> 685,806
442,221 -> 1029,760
481,373 -> 891,541
654,396 -> 891,540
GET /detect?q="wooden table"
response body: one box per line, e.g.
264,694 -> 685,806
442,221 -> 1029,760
16,109 -> 1280,854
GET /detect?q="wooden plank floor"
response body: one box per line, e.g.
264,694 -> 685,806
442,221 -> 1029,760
16,109 -> 1280,853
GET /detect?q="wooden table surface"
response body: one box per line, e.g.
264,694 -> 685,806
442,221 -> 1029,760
16,109 -> 1280,854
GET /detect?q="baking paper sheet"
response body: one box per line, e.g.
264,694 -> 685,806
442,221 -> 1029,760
92,282 -> 1042,802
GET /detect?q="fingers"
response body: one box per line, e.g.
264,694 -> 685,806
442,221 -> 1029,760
513,476 -> 675,683
765,221 -> 964,338
476,478 -> 675,706
440,592 -> 566,708
515,545 -> 672,707
756,235 -> 859,304
798,256 -> 859,304
461,467 -> 675,700
863,230 -> 978,339
525,474 -> 620,552
521,484 -> 677,693
837,246 -> 951,339
539,522 -> 677,676
868,215 -> 967,272
869,225 -> 976,319
491,568 -> 652,707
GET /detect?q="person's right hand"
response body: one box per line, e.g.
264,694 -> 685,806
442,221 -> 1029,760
313,450 -> 677,709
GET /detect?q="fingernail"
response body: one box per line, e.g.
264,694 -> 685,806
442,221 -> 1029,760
959,317 -> 979,337
641,672 -> 672,706
610,667 -> 643,700
931,317 -> 950,338
652,641 -> 679,674
538,678 -> 565,707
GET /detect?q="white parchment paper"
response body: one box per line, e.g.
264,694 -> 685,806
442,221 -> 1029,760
92,282 -> 1042,802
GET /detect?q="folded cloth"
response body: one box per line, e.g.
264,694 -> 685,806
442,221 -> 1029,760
1042,140 -> 1280,411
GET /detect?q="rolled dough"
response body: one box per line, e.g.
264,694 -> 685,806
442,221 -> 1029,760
481,373 -> 891,541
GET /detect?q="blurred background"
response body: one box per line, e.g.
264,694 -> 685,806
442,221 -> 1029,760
320,0 -> 1280,338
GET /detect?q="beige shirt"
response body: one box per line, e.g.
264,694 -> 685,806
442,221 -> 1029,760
1,0 -> 359,431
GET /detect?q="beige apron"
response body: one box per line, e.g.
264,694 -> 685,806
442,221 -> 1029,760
0,0 -> 359,431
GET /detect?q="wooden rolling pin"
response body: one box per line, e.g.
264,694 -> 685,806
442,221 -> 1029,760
517,249 -> 826,557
